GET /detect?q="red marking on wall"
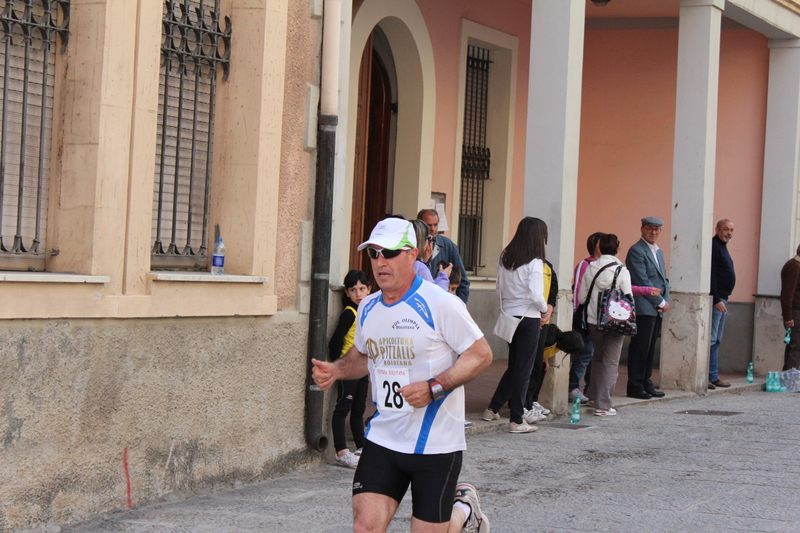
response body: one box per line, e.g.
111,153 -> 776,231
123,447 -> 132,509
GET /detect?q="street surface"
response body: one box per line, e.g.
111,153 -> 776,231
64,387 -> 800,533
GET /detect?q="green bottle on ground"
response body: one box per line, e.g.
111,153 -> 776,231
570,393 -> 581,423
746,362 -> 754,384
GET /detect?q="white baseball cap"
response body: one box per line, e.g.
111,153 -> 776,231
357,218 -> 417,251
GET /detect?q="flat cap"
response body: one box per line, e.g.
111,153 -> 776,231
641,216 -> 664,227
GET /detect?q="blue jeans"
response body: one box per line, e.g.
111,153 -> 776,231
709,299 -> 727,382
568,334 -> 593,391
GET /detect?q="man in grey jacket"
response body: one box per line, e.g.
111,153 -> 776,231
418,209 -> 470,303
625,216 -> 670,400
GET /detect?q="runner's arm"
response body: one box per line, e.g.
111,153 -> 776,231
400,337 -> 492,408
311,346 -> 368,391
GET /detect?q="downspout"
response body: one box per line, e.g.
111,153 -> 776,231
305,0 -> 342,452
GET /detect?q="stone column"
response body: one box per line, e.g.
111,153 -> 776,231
753,39 -> 800,375
661,0 -> 723,394
524,0 -> 585,414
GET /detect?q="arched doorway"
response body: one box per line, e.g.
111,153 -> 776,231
350,28 -> 397,275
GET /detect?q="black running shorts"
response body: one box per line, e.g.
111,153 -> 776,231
352,439 -> 463,523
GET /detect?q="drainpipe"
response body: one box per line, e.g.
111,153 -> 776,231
305,0 -> 341,452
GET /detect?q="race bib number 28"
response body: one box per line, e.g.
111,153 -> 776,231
374,367 -> 413,413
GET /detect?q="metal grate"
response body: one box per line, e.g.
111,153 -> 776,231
0,0 -> 69,271
152,0 -> 230,270
538,422 -> 593,430
458,45 -> 490,272
677,410 -> 743,416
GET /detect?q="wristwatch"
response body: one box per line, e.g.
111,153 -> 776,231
428,378 -> 445,401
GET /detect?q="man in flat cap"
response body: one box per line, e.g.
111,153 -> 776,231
625,217 -> 671,399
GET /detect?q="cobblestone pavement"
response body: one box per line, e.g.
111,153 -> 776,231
63,388 -> 800,533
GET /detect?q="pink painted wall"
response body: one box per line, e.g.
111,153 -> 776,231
414,0 -> 531,233
714,30 -> 768,303
578,28 -> 767,302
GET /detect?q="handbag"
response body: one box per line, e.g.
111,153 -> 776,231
493,309 -> 522,344
573,262 -> 617,335
596,266 -> 638,336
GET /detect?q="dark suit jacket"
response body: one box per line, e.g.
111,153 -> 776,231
625,238 -> 670,317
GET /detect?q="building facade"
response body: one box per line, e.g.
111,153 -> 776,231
4,0 -> 800,530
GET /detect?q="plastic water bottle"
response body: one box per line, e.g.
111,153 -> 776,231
785,327 -> 792,344
746,362 -> 754,384
767,372 -> 778,392
570,393 -> 581,423
211,238 -> 225,275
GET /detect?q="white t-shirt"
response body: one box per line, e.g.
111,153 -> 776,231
355,276 -> 484,454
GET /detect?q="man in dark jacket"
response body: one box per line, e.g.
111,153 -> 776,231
780,244 -> 800,370
418,209 -> 470,303
709,219 -> 735,389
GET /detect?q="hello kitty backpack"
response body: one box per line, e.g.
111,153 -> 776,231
596,266 -> 638,336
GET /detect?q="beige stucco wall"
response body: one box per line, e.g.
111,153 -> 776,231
0,315 -> 314,531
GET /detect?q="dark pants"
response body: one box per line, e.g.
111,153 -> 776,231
569,333 -> 593,391
488,317 -> 541,424
332,375 -> 369,452
784,309 -> 800,371
626,314 -> 662,394
526,323 -> 550,408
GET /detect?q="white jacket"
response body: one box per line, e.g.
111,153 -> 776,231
577,255 -> 633,326
496,258 -> 548,318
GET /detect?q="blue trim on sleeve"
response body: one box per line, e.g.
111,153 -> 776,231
396,276 -> 434,330
360,296 -> 381,327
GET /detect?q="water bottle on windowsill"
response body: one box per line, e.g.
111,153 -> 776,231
211,224 -> 225,275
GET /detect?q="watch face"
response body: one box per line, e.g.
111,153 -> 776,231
430,382 -> 445,401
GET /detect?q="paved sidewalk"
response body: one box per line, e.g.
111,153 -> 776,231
64,384 -> 800,533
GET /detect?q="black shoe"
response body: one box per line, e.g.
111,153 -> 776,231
627,391 -> 652,400
647,389 -> 666,398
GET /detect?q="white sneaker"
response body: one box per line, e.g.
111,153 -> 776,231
523,408 -> 545,425
594,408 -> 617,417
509,421 -> 538,433
464,420 -> 474,429
482,409 -> 500,421
335,449 -> 359,468
569,388 -> 589,404
531,401 -> 550,415
454,482 -> 490,533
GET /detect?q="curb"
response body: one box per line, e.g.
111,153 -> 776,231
465,378 -> 766,435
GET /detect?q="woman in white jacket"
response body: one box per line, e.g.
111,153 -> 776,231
483,217 -> 549,433
577,233 -> 633,416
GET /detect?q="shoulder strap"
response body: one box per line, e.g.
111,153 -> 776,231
583,262 -> 618,306
580,261 -> 617,326
609,265 -> 623,290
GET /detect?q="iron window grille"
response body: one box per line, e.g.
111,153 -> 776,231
152,0 -> 230,270
0,0 -> 69,271
458,45 -> 491,273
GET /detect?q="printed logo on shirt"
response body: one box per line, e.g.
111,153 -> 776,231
360,297 -> 381,327
392,318 -> 420,330
407,294 -> 435,330
364,336 -> 416,366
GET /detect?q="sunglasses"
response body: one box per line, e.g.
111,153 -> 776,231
366,246 -> 406,260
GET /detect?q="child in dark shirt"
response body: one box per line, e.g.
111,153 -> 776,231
328,270 -> 371,468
